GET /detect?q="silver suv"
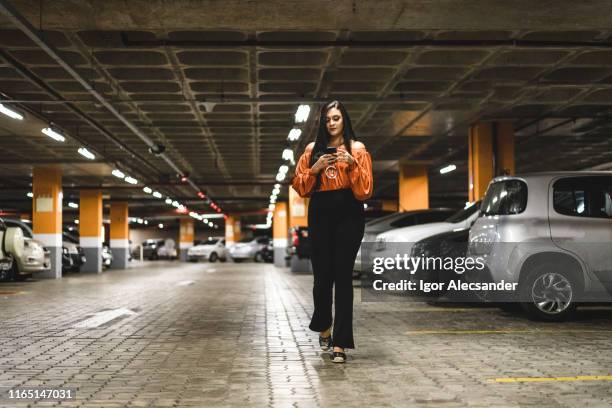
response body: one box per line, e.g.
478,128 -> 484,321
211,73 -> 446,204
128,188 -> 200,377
468,172 -> 612,321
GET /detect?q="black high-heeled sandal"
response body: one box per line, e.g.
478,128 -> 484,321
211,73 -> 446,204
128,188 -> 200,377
318,334 -> 332,351
331,351 -> 346,363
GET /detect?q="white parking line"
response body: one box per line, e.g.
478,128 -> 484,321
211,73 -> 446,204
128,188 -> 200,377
73,308 -> 136,328
176,280 -> 196,286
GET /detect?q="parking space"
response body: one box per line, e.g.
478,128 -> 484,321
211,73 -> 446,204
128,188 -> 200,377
1,262 -> 612,407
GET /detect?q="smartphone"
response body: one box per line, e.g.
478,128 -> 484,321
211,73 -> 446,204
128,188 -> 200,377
325,147 -> 337,155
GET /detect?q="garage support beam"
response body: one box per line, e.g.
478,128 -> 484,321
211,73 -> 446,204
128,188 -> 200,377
399,164 -> 429,211
32,166 -> 62,279
287,188 -> 311,272
272,202 -> 288,267
79,190 -> 103,274
225,216 -> 241,247
109,202 -> 129,270
179,219 -> 194,262
468,122 -> 515,202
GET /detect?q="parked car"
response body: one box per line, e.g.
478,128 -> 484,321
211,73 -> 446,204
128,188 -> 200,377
229,236 -> 270,262
467,172 -> 612,321
287,226 -> 310,260
187,237 -> 228,262
404,228 -> 471,298
356,202 -> 481,276
362,208 -> 457,245
141,239 -> 177,260
261,240 -> 274,263
0,219 -> 16,281
102,245 -> 113,268
3,219 -> 50,280
62,232 -> 86,273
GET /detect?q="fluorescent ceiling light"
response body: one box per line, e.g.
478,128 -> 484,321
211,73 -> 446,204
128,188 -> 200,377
112,169 -> 125,179
143,187 -> 153,194
268,204 -> 275,211
42,127 -> 66,142
124,176 -> 138,184
276,173 -> 285,182
68,202 -> 79,209
282,148 -> 294,162
77,147 -> 95,160
165,198 -> 173,205
26,192 -> 33,198
287,128 -> 302,142
74,219 -> 79,224
294,105 -> 310,123
172,201 -> 180,208
279,165 -> 289,174
0,103 -> 23,120
158,223 -> 164,229
440,164 -> 457,174
152,191 -> 162,199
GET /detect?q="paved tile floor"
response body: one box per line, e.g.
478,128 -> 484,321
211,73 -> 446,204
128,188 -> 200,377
1,261 -> 612,407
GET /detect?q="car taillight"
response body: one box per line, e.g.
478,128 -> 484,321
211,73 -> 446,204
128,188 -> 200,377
292,230 -> 299,247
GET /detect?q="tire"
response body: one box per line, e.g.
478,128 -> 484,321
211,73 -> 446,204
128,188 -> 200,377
209,252 -> 218,263
14,272 -> 30,282
519,263 -> 578,322
254,252 -> 263,263
0,264 -> 14,282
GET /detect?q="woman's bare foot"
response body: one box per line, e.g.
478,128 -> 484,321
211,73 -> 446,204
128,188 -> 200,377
333,346 -> 344,353
331,346 -> 346,363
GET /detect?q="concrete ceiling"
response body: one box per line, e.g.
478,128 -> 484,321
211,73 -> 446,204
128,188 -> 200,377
2,0 -> 612,218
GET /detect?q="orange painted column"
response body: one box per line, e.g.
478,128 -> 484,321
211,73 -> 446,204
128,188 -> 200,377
179,218 -> 195,262
225,215 -> 241,246
273,202 -> 288,266
288,187 -> 309,227
110,202 -> 129,269
382,200 -> 399,212
288,187 -> 310,272
32,166 -> 62,279
468,121 -> 515,202
79,189 -> 103,273
399,164 -> 429,211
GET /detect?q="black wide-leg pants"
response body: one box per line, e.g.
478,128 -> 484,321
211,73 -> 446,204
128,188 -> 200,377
308,188 -> 365,349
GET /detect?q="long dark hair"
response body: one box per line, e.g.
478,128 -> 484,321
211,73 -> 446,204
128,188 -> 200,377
308,100 -> 357,193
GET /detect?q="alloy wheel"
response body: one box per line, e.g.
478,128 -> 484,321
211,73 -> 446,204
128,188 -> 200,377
531,272 -> 573,314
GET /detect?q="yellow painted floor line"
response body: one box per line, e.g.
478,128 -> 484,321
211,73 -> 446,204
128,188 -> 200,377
489,375 -> 612,383
405,329 -> 612,335
403,307 -> 498,312
0,291 -> 26,295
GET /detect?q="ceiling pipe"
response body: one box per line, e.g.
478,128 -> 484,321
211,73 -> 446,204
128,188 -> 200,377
0,0 -> 205,199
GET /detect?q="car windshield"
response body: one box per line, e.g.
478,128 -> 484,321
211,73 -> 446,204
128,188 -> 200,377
202,239 -> 219,245
445,201 -> 481,223
239,237 -> 252,243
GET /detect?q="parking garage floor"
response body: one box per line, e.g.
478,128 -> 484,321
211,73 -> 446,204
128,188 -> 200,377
1,262 -> 612,407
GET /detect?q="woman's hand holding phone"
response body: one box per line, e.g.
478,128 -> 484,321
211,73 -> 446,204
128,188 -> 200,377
310,151 -> 337,174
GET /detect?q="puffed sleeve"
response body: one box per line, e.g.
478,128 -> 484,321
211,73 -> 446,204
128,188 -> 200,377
349,148 -> 373,201
291,147 -> 317,198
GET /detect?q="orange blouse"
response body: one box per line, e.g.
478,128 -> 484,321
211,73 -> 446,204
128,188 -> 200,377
291,141 -> 373,201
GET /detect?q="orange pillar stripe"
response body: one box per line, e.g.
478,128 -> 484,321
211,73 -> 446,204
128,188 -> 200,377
496,121 -> 515,176
32,166 -> 62,235
110,202 -> 129,240
179,218 -> 194,243
399,164 -> 429,211
468,122 -> 493,202
469,121 -> 515,202
79,190 -> 103,238
288,188 -> 308,227
225,215 -> 241,244
273,202 -> 288,242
